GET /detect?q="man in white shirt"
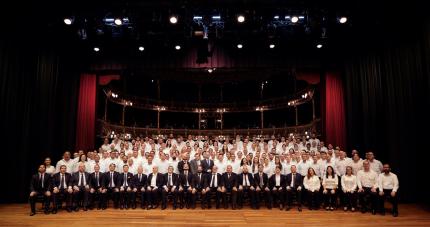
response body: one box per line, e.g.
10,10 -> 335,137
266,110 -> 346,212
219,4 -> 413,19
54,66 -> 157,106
357,160 -> 379,214
55,151 -> 76,174
378,164 -> 399,217
366,152 -> 383,174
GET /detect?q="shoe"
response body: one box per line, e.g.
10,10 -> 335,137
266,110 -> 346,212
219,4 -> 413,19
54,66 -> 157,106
74,207 -> 79,212
393,212 -> 398,217
330,207 -> 334,211
351,207 -> 356,212
326,206 -> 330,211
173,206 -> 177,210
298,207 -> 302,212
279,204 -> 283,210
286,206 -> 291,211
30,212 -> 36,216
372,209 -> 376,215
67,208 -> 72,212
83,207 -> 88,211
309,207 -> 313,210
44,210 -> 50,214
344,207 -> 348,211
52,209 -> 57,214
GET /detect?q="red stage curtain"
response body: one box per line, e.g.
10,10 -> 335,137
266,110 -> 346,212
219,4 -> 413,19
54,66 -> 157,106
324,72 -> 347,149
99,74 -> 120,86
75,73 -> 96,150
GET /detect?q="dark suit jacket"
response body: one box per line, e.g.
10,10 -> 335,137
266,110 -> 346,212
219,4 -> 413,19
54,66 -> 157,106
147,173 -> 164,188
191,173 -> 206,189
71,172 -> 91,187
201,159 -> 214,173
237,172 -> 255,187
104,171 -> 120,188
254,172 -> 269,189
204,173 -> 223,188
89,172 -> 105,188
189,159 -> 200,175
52,172 -> 72,189
163,173 -> 179,187
221,172 -> 238,189
117,172 -> 134,188
269,174 -> 286,189
30,173 -> 51,192
285,172 -> 303,189
131,173 -> 147,189
179,171 -> 193,187
177,160 -> 191,174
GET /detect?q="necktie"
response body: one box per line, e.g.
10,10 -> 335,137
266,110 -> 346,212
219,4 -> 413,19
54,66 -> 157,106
260,173 -> 263,187
207,159 -> 210,166
124,173 -> 128,187
80,173 -> 84,186
139,174 -> 142,182
168,174 -> 172,186
110,172 -> 114,187
61,174 -> 65,189
211,174 -> 215,187
96,173 -> 99,187
185,172 -> 189,186
291,173 -> 295,188
245,174 -> 248,186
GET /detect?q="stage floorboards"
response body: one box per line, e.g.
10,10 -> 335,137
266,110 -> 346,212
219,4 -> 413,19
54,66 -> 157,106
0,204 -> 429,226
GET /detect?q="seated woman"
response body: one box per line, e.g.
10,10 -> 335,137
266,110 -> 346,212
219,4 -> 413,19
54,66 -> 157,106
322,166 -> 338,211
341,166 -> 358,212
303,167 -> 321,210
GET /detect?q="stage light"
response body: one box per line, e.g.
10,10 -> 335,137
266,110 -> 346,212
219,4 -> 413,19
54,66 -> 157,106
169,16 -> 178,24
212,15 -> 221,20
339,17 -> 348,24
114,18 -> 122,26
208,69 -> 213,73
63,18 -> 73,25
274,15 -> 280,20
138,46 -> 144,51
237,44 -> 243,49
175,45 -> 181,50
93,47 -> 100,52
316,44 -> 323,49
291,16 -> 299,23
237,15 -> 245,23
269,44 -> 275,49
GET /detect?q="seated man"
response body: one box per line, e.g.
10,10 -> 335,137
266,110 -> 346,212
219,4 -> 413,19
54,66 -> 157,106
254,164 -> 271,209
285,165 -> 303,211
104,163 -> 120,209
378,164 -> 399,217
118,164 -> 133,209
269,166 -> 286,210
204,165 -> 223,209
51,165 -> 73,213
131,166 -> 147,209
178,163 -> 193,209
237,165 -> 256,209
357,160 -> 379,214
89,164 -> 107,210
221,165 -> 238,210
29,164 -> 51,216
146,166 -> 164,209
71,162 -> 90,211
162,166 -> 179,210
191,165 -> 207,209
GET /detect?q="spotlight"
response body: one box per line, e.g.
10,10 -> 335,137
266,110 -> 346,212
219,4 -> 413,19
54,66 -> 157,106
273,15 -> 280,20
269,44 -> 275,49
175,45 -> 181,50
291,16 -> 299,23
316,44 -> 323,49
169,16 -> 178,24
138,46 -> 144,51
93,47 -> 100,52
237,15 -> 245,23
63,18 -> 73,25
237,44 -> 243,49
114,18 -> 122,26
208,69 -> 213,73
339,17 -> 348,24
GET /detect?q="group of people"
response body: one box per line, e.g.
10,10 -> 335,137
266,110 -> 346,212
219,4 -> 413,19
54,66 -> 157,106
29,133 -> 399,217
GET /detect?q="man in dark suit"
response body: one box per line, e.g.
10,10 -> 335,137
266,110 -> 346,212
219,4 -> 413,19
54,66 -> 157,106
29,164 -> 51,216
89,164 -> 106,210
201,151 -> 214,174
131,166 -> 147,209
191,165 -> 207,209
104,163 -> 120,209
204,165 -> 223,209
285,165 -> 303,211
189,153 -> 201,175
237,165 -> 257,209
177,155 -> 190,174
71,162 -> 90,211
51,165 -> 73,213
254,164 -> 271,209
146,166 -> 164,209
117,164 -> 134,209
221,165 -> 238,209
178,163 -> 193,209
162,166 -> 179,209
269,165 -> 286,210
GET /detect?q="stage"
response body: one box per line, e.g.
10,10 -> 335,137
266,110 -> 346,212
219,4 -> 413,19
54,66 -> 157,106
1,204 -> 429,226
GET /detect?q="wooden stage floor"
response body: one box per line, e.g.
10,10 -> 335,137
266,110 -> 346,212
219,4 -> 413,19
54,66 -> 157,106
0,204 -> 429,226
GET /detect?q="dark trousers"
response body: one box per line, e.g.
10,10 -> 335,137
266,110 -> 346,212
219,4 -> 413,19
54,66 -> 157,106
29,191 -> 50,213
52,189 -> 72,210
179,186 -> 191,208
73,186 -> 89,208
343,191 -> 357,208
238,186 -> 256,208
222,188 -> 237,209
89,188 -> 106,208
323,189 -> 337,207
133,187 -> 146,208
379,189 -> 398,213
286,187 -> 302,207
255,189 -> 272,208
306,190 -> 319,208
107,187 -> 119,208
206,187 -> 222,208
146,186 -> 161,207
191,187 -> 205,208
120,188 -> 134,208
162,187 -> 178,208
359,187 -> 378,211
271,186 -> 285,206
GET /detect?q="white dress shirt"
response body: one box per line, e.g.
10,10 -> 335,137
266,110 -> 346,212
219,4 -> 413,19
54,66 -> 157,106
341,174 -> 358,192
378,172 -> 399,192
357,170 -> 378,189
369,159 -> 383,174
210,173 -> 218,187
322,175 -> 338,189
275,174 -> 281,187
304,175 -> 321,192
150,174 -> 157,187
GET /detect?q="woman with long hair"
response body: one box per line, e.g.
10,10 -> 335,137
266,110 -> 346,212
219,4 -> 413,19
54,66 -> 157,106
322,165 -> 338,210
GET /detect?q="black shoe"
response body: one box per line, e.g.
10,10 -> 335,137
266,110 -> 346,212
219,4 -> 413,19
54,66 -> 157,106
30,212 -> 36,216
179,204 -> 184,209
74,207 -> 79,212
372,209 -> 376,215
393,212 -> 398,217
286,206 -> 291,211
279,204 -> 283,210
173,206 -> 177,210
67,208 -> 72,212
52,209 -> 57,214
102,206 -> 107,210
44,210 -> 50,214
161,206 -> 166,210
298,207 -> 302,212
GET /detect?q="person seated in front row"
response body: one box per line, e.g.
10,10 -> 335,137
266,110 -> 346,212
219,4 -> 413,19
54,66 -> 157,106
29,164 -> 52,216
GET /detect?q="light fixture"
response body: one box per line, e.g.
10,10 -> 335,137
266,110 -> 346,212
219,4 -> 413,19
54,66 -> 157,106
175,45 -> 181,50
316,44 -> 323,49
169,16 -> 178,24
114,18 -> 122,26
274,15 -> 280,20
339,17 -> 348,24
208,68 -> 213,73
291,16 -> 299,23
269,44 -> 275,49
138,46 -> 144,51
237,44 -> 243,49
237,15 -> 245,23
93,47 -> 100,52
63,18 -> 73,25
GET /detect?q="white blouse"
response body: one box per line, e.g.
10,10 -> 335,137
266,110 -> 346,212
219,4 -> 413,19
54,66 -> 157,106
322,175 -> 338,189
304,175 -> 321,192
341,174 -> 358,192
